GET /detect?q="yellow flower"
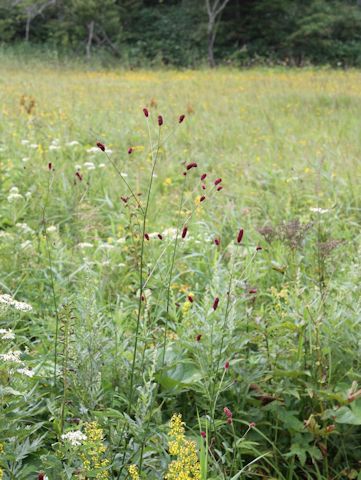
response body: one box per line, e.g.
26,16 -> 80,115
80,422 -> 110,479
182,301 -> 192,316
163,178 -> 172,186
165,414 -> 200,480
0,443 -> 3,480
129,464 -> 140,480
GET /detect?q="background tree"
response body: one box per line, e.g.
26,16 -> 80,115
205,0 -> 231,67
10,0 -> 56,42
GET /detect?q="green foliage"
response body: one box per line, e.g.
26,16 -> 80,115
1,0 -> 361,66
0,64 -> 361,477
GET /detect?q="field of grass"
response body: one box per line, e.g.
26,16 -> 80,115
0,61 -> 361,479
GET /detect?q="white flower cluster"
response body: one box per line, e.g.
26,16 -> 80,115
7,186 -> 23,203
61,430 -> 87,446
0,294 -> 32,312
77,242 -> 93,249
87,146 -> 112,154
0,350 -> 22,364
0,328 -> 15,340
16,223 -> 35,235
16,367 -> 35,377
310,207 -> 329,214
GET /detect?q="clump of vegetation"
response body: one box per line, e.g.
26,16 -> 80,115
0,64 -> 360,479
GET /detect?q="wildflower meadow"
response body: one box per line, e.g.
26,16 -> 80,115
0,61 -> 361,479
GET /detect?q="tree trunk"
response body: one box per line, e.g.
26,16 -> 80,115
205,0 -> 231,68
86,21 -> 95,59
207,18 -> 216,68
25,14 -> 31,42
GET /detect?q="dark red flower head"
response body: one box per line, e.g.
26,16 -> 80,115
186,162 -> 198,171
224,407 -> 232,418
75,171 -> 83,181
48,162 -> 52,170
181,226 -> 188,239
217,186 -> 223,192
237,228 -> 244,244
249,422 -> 256,428
202,184 -> 206,190
224,361 -> 230,369
144,233 -> 150,241
256,246 -> 262,251
214,238 -> 220,246
128,147 -> 133,154
121,196 -> 129,203
179,114 -> 185,124
249,289 -> 257,294
201,173 -> 207,181
96,142 -> 105,152
158,115 -> 163,126
195,334 -> 202,342
143,107 -> 149,118
188,295 -> 194,303
200,195 -> 206,202
200,431 -> 206,438
38,474 -> 45,480
158,233 -> 163,240
214,178 -> 222,186
213,297 -> 219,311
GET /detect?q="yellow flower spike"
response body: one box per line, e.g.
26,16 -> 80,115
129,465 -> 140,480
165,414 -> 200,480
79,422 -> 110,479
182,301 -> 192,316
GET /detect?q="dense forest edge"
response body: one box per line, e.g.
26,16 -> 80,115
2,0 -> 361,68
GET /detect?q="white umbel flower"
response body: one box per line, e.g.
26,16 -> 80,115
61,430 -> 87,446
310,207 -> 329,214
84,162 -> 96,170
0,350 -> 22,364
17,368 -> 35,377
0,294 -> 32,312
8,193 -> 23,202
0,329 -> 15,340
77,242 -> 93,249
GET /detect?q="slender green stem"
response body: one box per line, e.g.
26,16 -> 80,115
128,126 -> 161,412
42,171 -> 61,387
161,174 -> 187,366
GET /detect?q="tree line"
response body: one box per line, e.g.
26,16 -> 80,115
1,0 -> 361,67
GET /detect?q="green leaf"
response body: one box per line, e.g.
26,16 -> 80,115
157,361 -> 202,390
334,401 -> 361,425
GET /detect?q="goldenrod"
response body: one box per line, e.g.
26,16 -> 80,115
80,422 -> 110,479
165,414 -> 200,480
128,464 -> 140,480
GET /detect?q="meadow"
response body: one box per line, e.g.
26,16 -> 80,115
0,61 -> 361,479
